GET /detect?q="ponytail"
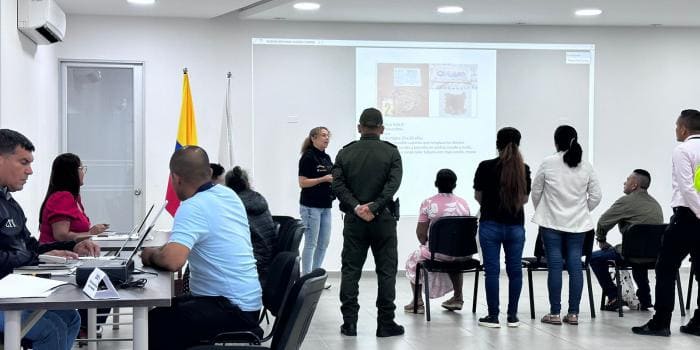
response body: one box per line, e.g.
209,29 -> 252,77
554,125 -> 582,168
300,137 -> 313,154
498,143 -> 527,214
300,126 -> 330,154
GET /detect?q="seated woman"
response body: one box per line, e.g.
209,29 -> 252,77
404,169 -> 471,314
39,153 -> 108,243
38,153 -> 110,337
225,166 -> 278,285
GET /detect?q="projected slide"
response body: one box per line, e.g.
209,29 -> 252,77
356,48 -> 497,211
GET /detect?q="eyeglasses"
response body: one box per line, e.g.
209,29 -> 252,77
78,166 -> 88,173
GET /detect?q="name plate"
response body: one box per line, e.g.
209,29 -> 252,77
82,268 -> 120,299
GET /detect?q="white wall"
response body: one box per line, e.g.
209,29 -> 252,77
6,13 -> 697,270
0,0 -> 60,234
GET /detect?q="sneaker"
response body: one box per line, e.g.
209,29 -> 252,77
441,297 -> 464,311
632,319 -> 670,336
563,313 -> 579,325
478,315 -> 500,328
541,314 -> 562,325
376,322 -> 404,337
403,301 -> 425,314
507,315 -> 520,327
680,318 -> 700,336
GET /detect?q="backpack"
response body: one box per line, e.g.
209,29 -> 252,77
619,270 -> 640,310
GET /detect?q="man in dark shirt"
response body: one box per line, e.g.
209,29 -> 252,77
332,108 -> 403,338
0,129 -> 100,350
590,169 -> 663,311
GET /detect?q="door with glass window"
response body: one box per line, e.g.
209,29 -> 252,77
60,62 -> 144,231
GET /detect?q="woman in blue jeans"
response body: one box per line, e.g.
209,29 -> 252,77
473,127 -> 531,328
298,127 -> 334,278
532,125 -> 602,325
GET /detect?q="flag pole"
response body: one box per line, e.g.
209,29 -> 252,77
225,72 -> 234,167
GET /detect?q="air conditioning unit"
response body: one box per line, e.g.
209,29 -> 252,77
17,0 -> 66,45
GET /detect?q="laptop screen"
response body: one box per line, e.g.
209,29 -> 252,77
124,201 -> 167,264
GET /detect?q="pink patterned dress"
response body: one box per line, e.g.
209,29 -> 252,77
405,193 -> 471,298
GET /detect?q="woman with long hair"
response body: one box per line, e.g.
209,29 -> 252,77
298,126 -> 334,279
39,153 -> 108,243
532,125 -> 602,326
403,169 -> 471,314
473,127 -> 531,328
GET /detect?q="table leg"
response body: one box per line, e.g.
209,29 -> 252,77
88,308 -> 97,350
133,307 -> 148,350
3,310 -> 22,350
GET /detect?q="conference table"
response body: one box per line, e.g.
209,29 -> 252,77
0,231 -> 174,350
93,229 -> 171,252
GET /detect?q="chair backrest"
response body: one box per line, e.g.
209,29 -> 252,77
427,216 -> 479,259
621,224 -> 667,260
263,252 -> 301,317
533,228 -> 595,264
276,220 -> 305,255
270,268 -> 327,350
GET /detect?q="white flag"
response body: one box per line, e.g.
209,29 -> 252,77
218,73 -> 234,170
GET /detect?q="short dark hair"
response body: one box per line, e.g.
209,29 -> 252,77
0,129 -> 35,155
210,163 -> 225,180
169,146 -> 211,184
225,166 -> 250,193
434,169 -> 457,193
679,109 -> 700,132
633,169 -> 652,189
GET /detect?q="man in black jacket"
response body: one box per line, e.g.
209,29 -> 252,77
0,129 -> 99,350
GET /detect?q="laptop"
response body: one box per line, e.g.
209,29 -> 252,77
76,201 -> 167,286
92,203 -> 156,241
81,203 -> 156,260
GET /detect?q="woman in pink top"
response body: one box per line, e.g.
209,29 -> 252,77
404,169 -> 471,314
39,153 -> 108,244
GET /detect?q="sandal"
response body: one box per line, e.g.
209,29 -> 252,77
404,301 -> 425,314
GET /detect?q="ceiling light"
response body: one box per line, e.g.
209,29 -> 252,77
293,2 -> 321,11
127,0 -> 156,5
437,6 -> 464,14
575,8 -> 602,16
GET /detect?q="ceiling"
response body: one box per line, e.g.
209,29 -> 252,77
56,0 -> 700,27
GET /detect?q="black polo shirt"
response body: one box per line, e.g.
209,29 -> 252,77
298,146 -> 334,208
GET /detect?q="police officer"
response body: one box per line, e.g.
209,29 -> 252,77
332,108 -> 403,337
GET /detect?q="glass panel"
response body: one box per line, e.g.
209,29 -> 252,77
66,66 -> 134,232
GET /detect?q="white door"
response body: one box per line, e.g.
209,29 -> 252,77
60,61 -> 144,231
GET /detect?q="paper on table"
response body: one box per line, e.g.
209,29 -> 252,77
0,274 -> 67,298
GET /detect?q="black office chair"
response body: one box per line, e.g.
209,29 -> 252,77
687,258 -> 697,310
412,216 -> 482,321
599,224 -> 685,317
273,216 -> 305,256
188,268 -> 327,350
522,228 -> 596,319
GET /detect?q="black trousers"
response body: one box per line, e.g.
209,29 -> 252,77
148,295 -> 261,350
652,207 -> 700,327
339,212 -> 398,327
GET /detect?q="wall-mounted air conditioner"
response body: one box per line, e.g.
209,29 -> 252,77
17,0 -> 66,45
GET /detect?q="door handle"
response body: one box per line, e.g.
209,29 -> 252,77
134,189 -> 142,196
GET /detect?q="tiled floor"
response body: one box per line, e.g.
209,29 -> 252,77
85,268 -> 699,349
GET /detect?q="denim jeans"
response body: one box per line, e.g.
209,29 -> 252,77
478,220 -> 526,317
0,309 -> 80,350
541,227 -> 585,314
300,205 -> 332,275
589,247 -> 652,306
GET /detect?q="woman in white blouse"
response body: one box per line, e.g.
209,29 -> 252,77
531,125 -> 602,326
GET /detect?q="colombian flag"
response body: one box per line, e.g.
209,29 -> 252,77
165,70 -> 198,216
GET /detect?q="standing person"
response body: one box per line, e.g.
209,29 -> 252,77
403,169 -> 471,314
532,125 -> 602,326
589,169 -> 663,311
142,146 -> 263,350
473,127 -> 531,328
0,129 -> 100,350
633,109 -> 700,337
332,108 -> 403,338
298,126 -> 334,281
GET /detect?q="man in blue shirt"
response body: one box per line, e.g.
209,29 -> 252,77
142,146 -> 262,350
